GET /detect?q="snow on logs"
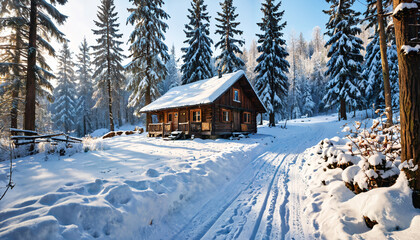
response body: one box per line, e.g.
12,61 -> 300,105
102,128 -> 144,139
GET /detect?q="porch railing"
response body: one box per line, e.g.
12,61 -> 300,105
179,122 -> 189,133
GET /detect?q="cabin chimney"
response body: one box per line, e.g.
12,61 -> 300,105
218,69 -> 222,78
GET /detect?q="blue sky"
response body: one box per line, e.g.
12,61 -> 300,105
57,0 -> 366,65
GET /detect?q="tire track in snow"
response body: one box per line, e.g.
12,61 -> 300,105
249,154 -> 290,240
172,122 -> 331,240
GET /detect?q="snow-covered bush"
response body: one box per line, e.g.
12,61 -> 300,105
82,137 -> 110,152
316,113 -> 403,194
343,115 -> 401,193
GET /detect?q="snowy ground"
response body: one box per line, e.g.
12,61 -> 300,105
1,113 -> 418,239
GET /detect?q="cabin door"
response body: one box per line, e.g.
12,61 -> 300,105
168,112 -> 179,131
172,112 -> 179,130
233,111 -> 241,132
179,110 -> 187,123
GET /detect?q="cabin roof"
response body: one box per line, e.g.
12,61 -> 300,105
140,70 -> 267,113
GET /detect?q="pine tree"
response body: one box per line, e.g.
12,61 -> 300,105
126,0 -> 170,130
362,34 -> 384,109
52,42 -> 77,133
246,40 -> 259,86
92,0 -> 125,132
181,0 -> 213,84
301,79 -> 315,116
1,0 -> 67,132
323,0 -> 364,121
0,3 -> 26,131
75,38 -> 94,136
160,46 -> 180,94
215,0 -> 245,74
24,0 -> 68,132
387,40 -> 399,108
363,0 -> 394,125
254,0 -> 289,127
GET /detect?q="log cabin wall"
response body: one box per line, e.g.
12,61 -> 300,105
213,78 -> 258,134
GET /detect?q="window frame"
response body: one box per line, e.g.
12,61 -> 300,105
233,88 -> 241,103
190,109 -> 202,123
221,109 -> 231,123
243,112 -> 251,124
167,112 -> 173,122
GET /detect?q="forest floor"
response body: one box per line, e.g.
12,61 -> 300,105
0,113 -> 418,239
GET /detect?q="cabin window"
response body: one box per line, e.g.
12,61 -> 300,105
191,109 -> 201,122
222,109 -> 231,122
233,88 -> 240,102
243,112 -> 251,124
168,113 -> 173,122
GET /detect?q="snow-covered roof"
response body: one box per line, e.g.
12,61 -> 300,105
140,70 -> 266,112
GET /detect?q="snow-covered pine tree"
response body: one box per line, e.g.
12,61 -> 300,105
0,2 -> 26,131
75,38 -> 94,137
181,0 -> 213,84
214,0 -> 245,74
362,0 -> 394,125
246,40 -> 259,86
1,0 -> 67,132
92,0 -> 125,132
362,34 -> 384,109
309,27 -> 328,115
52,42 -> 77,133
323,0 -> 364,121
24,0 -> 68,132
254,0 -> 289,127
387,39 -> 399,109
301,78 -> 315,117
159,45 -> 180,95
126,0 -> 170,129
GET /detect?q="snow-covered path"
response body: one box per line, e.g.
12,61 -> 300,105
169,118 -> 339,240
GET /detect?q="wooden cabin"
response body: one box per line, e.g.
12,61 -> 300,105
140,71 -> 267,138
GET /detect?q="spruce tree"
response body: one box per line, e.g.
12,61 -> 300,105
323,0 -> 364,120
52,42 -> 77,133
215,0 -> 245,74
254,0 -> 289,127
362,34 -> 384,109
1,0 -> 67,132
160,46 -> 180,95
24,0 -> 68,132
363,0 -> 394,125
301,79 -> 315,117
126,0 -> 170,130
92,0 -> 125,132
387,40 -> 399,109
181,0 -> 213,84
0,3 -> 26,131
75,38 -> 94,136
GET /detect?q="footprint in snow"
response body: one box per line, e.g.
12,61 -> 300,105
146,168 -> 160,178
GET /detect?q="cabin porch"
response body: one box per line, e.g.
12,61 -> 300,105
147,121 -> 212,137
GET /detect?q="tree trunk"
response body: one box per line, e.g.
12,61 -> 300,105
145,85 -> 152,132
107,77 -> 114,131
260,113 -> 263,125
24,0 -> 37,132
340,98 -> 347,121
393,0 -> 420,208
269,112 -> 275,127
10,84 -> 19,130
377,0 -> 393,127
